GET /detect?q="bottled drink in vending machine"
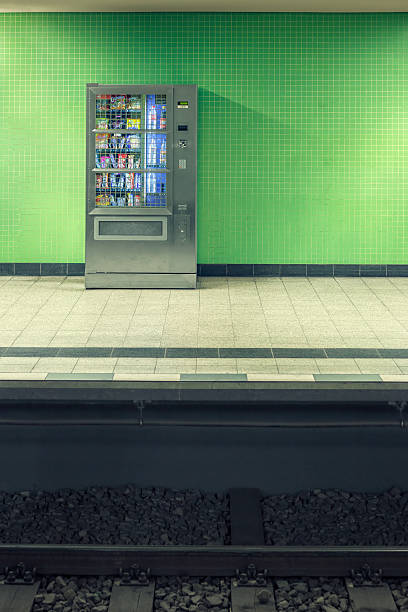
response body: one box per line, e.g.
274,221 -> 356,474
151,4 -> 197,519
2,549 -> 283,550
148,139 -> 156,166
160,105 -> 167,129
147,173 -> 156,194
159,142 -> 166,167
148,105 -> 156,129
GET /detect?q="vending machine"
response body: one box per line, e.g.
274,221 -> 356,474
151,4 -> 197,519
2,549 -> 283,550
85,84 -> 197,289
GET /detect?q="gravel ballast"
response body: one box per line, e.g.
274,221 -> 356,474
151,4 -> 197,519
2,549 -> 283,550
263,487 -> 408,545
0,485 -> 229,545
387,580 -> 408,612
154,576 -> 229,612
32,576 -> 114,612
273,578 -> 351,612
31,575 -> 229,612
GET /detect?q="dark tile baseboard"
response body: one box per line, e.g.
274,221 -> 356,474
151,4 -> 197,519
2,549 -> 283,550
1,263 -> 408,277
198,264 -> 408,277
0,263 -> 85,276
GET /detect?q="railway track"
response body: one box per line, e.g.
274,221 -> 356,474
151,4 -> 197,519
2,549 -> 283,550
0,488 -> 407,611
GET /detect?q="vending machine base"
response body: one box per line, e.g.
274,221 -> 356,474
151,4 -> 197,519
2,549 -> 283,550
85,272 -> 196,289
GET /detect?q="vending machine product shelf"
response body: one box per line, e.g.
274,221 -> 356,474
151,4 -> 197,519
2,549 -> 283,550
85,84 -> 197,289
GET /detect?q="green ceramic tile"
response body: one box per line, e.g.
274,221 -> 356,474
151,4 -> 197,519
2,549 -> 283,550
0,13 -> 407,264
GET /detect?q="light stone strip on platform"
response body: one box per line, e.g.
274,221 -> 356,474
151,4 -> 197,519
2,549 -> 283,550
0,372 -> 407,382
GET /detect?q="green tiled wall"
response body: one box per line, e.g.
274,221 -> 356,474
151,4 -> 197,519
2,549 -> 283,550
0,12 -> 407,264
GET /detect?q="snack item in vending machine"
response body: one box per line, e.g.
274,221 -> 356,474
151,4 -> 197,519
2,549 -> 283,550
109,195 -> 116,206
118,154 -> 127,169
109,153 -> 117,168
117,197 -> 126,206
96,175 -> 103,188
102,174 -> 109,189
127,134 -> 140,149
112,115 -> 125,129
95,154 -> 101,168
96,95 -> 110,111
126,118 -> 140,130
100,156 -> 111,168
95,133 -> 109,149
119,136 -> 126,149
127,155 -> 134,169
126,193 -> 134,206
126,173 -> 135,189
118,174 -> 125,190
96,194 -> 110,206
96,118 -> 109,129
134,194 -> 141,205
127,96 -> 141,110
111,96 -> 126,110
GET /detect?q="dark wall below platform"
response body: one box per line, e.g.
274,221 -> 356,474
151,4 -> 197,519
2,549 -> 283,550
1,425 -> 407,494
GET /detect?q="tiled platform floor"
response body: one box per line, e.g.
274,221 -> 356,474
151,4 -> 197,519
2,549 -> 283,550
1,275 -> 408,375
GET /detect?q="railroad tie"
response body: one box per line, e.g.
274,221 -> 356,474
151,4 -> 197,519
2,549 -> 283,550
108,579 -> 155,612
0,581 -> 40,612
230,488 -> 276,612
345,577 -> 398,612
229,487 -> 265,546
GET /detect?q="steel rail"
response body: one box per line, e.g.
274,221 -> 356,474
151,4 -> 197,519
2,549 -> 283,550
0,419 -> 402,427
1,544 -> 408,577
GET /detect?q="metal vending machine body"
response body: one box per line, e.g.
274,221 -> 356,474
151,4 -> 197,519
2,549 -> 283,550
85,84 -> 197,289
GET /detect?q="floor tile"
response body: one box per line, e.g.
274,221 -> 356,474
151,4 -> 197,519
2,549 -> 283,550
233,337 -> 272,348
314,374 -> 381,382
236,359 -> 278,373
32,358 -> 78,372
325,348 -> 380,358
165,348 -> 218,358
181,373 -> 247,381
0,364 -> 36,372
115,359 -> 157,373
50,332 -> 91,346
197,337 -> 235,348
86,335 -> 125,347
12,334 -> 55,347
0,357 -> 39,366
156,358 -> 197,373
378,349 -> 408,358
219,348 -> 272,358
73,358 -> 118,373
247,374 -> 315,381
123,337 -> 161,347
47,373 -> 114,380
196,358 -> 237,373
273,348 -> 326,358
112,347 -> 164,358
0,372 -> 47,380
160,336 -> 198,347
315,358 -> 361,373
354,359 -> 402,374
113,373 -> 179,381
